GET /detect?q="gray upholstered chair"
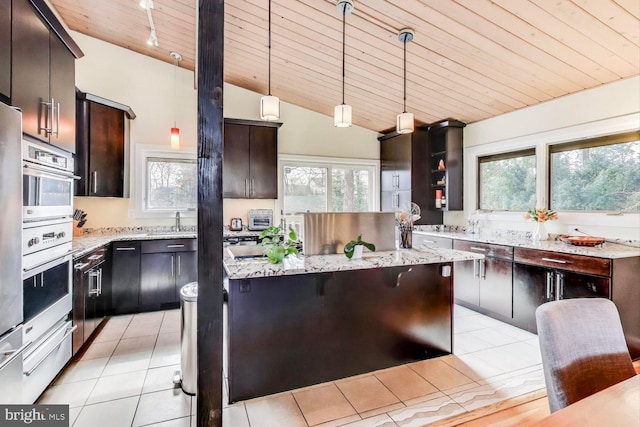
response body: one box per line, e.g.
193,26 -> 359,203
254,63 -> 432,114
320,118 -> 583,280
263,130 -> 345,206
536,298 -> 636,413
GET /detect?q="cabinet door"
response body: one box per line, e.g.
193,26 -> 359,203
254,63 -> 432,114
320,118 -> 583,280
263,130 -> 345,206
513,263 -> 551,333
84,268 -> 99,339
140,252 -> 175,310
480,258 -> 513,318
395,134 -> 412,190
11,0 -> 50,142
453,260 -> 480,307
88,102 -> 125,197
380,138 -> 398,191
560,271 -> 610,300
223,122 -> 250,198
71,265 -> 85,355
249,126 -> 278,198
49,33 -> 75,153
0,0 -> 10,101
111,242 -> 141,314
228,274 -> 324,401
175,251 -> 197,299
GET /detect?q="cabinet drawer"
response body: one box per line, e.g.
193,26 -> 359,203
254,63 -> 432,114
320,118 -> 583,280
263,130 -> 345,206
113,241 -> 140,252
413,233 -> 453,249
454,240 -> 513,260
514,248 -> 610,277
141,239 -> 196,254
75,246 -> 107,270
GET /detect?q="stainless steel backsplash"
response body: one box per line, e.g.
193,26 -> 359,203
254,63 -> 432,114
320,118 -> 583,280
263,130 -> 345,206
303,212 -> 396,256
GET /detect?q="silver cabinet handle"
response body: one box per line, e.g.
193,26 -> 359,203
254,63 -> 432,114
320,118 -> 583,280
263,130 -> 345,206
395,267 -> 412,288
25,326 -> 77,376
557,273 -> 564,300
546,271 -> 553,300
92,171 -> 98,194
470,246 -> 487,252
40,98 -> 53,134
88,254 -> 104,261
50,98 -> 55,136
97,268 -> 102,296
88,270 -> 100,296
177,255 -> 181,276
479,259 -> 486,280
171,255 -> 175,277
54,101 -> 61,137
74,262 -> 90,270
473,259 -> 479,279
116,247 -> 136,251
167,244 -> 185,248
245,178 -> 249,197
251,178 -> 255,197
0,341 -> 32,371
542,257 -> 568,264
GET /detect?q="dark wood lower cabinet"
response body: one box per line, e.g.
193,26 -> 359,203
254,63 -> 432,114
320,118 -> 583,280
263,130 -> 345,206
227,263 -> 452,402
140,239 -> 197,311
111,241 -> 141,315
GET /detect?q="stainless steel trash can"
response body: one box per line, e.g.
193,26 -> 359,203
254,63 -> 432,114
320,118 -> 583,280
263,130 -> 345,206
180,282 -> 197,395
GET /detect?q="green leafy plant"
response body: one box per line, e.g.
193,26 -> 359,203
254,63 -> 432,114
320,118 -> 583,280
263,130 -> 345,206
258,225 -> 300,264
343,234 -> 376,259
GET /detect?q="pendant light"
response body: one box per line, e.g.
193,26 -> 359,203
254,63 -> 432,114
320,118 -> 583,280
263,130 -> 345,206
260,0 -> 280,121
396,29 -> 414,134
334,0 -> 353,128
170,51 -> 182,150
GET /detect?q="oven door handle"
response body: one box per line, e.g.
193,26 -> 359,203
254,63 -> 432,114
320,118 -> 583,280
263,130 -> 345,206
23,252 -> 73,275
0,341 -> 32,371
23,162 -> 80,180
24,326 -> 76,376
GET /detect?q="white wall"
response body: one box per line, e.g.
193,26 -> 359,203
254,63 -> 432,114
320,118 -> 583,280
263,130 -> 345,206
71,33 -> 380,228
450,76 -> 640,240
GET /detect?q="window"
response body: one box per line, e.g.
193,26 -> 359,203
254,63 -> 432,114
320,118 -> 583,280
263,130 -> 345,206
550,131 -> 640,212
146,157 -> 197,210
478,149 -> 536,211
134,145 -> 197,217
281,157 -> 376,214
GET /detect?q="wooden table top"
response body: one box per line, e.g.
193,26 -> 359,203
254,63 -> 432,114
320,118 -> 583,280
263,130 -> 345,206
532,375 -> 639,426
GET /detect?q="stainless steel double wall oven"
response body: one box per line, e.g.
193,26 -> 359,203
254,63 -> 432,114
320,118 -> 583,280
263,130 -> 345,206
21,138 -> 76,403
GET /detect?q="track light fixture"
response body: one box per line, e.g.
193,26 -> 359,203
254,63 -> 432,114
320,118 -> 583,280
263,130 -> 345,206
141,0 -> 158,47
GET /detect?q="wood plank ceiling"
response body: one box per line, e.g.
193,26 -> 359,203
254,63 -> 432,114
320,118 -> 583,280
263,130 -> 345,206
50,0 -> 640,132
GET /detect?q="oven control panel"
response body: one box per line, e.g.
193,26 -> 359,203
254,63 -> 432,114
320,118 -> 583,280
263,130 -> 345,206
23,220 -> 73,257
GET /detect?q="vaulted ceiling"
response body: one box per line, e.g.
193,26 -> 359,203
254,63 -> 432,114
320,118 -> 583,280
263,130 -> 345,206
50,0 -> 639,132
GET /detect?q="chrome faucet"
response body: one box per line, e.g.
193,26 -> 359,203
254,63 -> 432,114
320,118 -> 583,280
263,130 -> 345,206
175,211 -> 181,232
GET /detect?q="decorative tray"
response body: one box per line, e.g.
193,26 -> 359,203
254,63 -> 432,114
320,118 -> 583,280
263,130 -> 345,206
558,235 -> 605,247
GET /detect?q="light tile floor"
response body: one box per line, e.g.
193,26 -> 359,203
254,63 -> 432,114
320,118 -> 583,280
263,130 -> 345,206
39,305 -> 545,427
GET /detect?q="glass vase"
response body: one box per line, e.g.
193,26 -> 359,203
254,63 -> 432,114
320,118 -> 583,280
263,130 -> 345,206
532,221 -> 549,241
399,225 -> 413,248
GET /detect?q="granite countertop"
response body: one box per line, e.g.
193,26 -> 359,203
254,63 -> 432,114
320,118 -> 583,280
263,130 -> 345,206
413,229 -> 640,259
223,247 -> 484,280
72,232 -> 197,258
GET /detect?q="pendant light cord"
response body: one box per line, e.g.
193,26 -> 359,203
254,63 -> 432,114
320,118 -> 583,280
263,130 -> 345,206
268,0 -> 272,96
173,57 -> 177,127
342,8 -> 346,105
403,37 -> 407,113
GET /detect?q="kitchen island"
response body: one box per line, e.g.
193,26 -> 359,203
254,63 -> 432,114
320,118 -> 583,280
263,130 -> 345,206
224,247 -> 483,402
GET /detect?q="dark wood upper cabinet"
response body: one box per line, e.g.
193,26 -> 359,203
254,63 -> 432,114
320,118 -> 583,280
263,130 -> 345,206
10,0 -> 80,153
0,0 -> 10,103
75,93 -> 134,197
223,118 -> 281,199
379,127 -> 443,224
428,119 -> 465,211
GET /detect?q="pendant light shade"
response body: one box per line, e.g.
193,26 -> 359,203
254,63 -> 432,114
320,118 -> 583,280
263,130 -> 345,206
260,95 -> 280,121
334,104 -> 352,128
261,0 -> 280,121
170,127 -> 180,150
396,29 -> 414,134
169,51 -> 182,149
334,0 -> 353,128
396,112 -> 414,134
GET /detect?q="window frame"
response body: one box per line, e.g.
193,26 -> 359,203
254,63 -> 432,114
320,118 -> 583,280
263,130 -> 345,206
132,144 -> 197,218
547,131 -> 639,213
477,148 -> 536,212
463,113 -> 639,229
276,154 -> 380,221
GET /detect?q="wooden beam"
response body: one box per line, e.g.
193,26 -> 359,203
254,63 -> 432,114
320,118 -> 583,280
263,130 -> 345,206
197,0 -> 224,425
